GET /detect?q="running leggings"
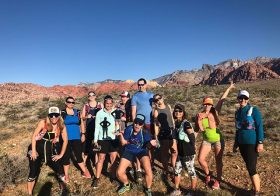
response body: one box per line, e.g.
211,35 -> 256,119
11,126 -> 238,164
239,144 -> 258,176
62,140 -> 83,165
27,141 -> 64,182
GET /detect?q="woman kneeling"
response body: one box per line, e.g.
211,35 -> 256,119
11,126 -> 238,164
116,114 -> 157,196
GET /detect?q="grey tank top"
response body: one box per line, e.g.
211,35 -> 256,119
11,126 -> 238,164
157,106 -> 174,131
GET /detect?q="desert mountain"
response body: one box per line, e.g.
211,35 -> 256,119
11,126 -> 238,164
154,57 -> 280,86
1,57 -> 280,104
0,80 -> 159,104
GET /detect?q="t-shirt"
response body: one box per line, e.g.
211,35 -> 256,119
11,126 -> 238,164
175,120 -> 196,156
123,125 -> 151,154
131,91 -> 154,124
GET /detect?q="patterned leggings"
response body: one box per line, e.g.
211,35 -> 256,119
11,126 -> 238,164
174,155 -> 196,179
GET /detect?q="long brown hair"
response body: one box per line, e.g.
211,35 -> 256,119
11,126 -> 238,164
45,116 -> 65,131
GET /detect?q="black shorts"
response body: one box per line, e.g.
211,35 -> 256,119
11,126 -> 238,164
98,140 -> 119,154
121,149 -> 148,162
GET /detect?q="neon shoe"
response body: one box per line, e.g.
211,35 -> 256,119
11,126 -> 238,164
117,183 -> 131,195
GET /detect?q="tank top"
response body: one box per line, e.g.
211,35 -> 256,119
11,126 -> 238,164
201,118 -> 222,143
157,106 -> 174,139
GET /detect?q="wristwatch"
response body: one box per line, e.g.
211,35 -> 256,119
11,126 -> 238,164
258,140 -> 263,144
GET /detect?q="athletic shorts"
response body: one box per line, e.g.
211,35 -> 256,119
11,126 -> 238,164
121,149 -> 148,162
202,139 -> 225,149
98,140 -> 119,154
62,140 -> 83,165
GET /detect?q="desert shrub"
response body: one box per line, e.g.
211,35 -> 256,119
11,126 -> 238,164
0,153 -> 28,192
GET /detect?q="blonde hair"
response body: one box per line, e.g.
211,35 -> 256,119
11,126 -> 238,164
45,116 -> 65,131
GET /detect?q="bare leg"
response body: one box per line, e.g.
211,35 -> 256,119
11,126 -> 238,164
214,143 -> 224,181
96,153 -> 106,178
198,143 -> 212,176
27,181 -> 35,195
251,174 -> 261,193
117,158 -> 131,184
140,156 -> 153,188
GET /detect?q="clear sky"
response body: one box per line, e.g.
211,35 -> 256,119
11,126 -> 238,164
0,0 -> 279,86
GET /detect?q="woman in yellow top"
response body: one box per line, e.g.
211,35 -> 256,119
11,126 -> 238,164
196,82 -> 234,190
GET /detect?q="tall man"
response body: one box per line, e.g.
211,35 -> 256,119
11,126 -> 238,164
131,78 -> 154,181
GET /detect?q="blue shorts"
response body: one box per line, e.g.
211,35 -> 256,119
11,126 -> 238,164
121,149 -> 148,162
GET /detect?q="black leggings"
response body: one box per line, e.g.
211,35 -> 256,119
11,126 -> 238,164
239,144 -> 258,176
62,140 -> 83,165
27,141 -> 64,182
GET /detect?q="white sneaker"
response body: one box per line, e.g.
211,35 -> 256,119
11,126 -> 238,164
170,189 -> 181,196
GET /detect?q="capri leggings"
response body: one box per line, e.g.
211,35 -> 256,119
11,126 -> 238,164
62,140 -> 83,165
174,155 -> 196,178
239,144 -> 258,176
27,140 -> 64,182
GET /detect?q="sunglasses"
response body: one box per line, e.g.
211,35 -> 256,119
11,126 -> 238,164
88,94 -> 96,97
154,97 -> 162,102
66,101 -> 75,104
138,83 -> 145,87
238,96 -> 249,100
48,113 -> 60,118
174,109 -> 183,113
134,121 -> 144,126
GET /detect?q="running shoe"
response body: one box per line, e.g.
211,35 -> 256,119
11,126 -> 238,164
117,183 -> 131,195
170,189 -> 182,196
82,169 -> 91,178
145,188 -> 152,196
92,178 -> 100,189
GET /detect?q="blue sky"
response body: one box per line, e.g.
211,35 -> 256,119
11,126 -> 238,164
0,0 -> 279,86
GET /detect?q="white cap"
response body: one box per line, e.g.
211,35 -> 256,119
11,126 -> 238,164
48,106 -> 60,114
238,90 -> 249,99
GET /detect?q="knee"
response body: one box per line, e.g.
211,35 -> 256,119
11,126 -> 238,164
98,156 -> 105,163
116,168 -> 125,178
198,156 -> 205,165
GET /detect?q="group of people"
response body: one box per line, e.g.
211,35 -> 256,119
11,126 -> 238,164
26,78 -> 264,196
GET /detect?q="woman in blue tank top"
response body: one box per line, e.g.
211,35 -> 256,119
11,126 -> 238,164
61,96 -> 91,183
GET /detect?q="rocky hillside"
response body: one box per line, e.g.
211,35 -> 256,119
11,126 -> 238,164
154,57 -> 280,86
0,80 -> 159,104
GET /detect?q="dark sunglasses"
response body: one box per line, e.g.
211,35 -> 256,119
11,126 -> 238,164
174,109 -> 183,113
238,96 -> 249,100
48,113 -> 60,118
203,104 -> 212,106
154,97 -> 161,102
88,94 -> 96,97
138,83 -> 145,87
66,101 -> 75,104
134,121 -> 144,126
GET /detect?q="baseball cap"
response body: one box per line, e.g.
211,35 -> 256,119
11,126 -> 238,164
104,95 -> 113,101
134,114 -> 145,125
238,90 -> 249,99
203,97 -> 214,105
174,103 -> 185,111
48,106 -> 60,115
120,91 -> 130,98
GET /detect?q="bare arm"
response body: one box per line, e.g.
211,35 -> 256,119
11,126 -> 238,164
153,109 -> 159,139
215,82 -> 235,114
30,120 -> 45,160
131,105 -> 136,121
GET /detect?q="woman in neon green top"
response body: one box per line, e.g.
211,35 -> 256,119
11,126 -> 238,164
196,82 -> 235,190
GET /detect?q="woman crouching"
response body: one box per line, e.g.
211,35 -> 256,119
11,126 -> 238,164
116,114 -> 157,196
27,107 -> 68,195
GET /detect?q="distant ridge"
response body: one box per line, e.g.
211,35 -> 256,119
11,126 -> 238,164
1,57 -> 279,104
153,57 -> 280,86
